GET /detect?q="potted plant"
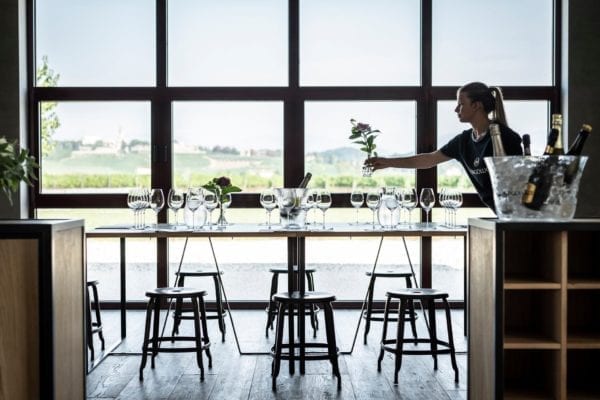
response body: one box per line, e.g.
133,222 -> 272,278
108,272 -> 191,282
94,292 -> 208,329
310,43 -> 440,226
349,119 -> 380,177
201,176 -> 242,226
0,137 -> 38,205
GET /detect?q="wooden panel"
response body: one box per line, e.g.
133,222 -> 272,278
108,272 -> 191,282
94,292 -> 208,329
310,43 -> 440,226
468,225 -> 496,399
52,227 -> 85,400
0,239 -> 40,400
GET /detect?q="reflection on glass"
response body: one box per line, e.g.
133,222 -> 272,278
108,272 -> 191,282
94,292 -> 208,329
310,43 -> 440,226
300,0 -> 420,86
432,0 -> 552,85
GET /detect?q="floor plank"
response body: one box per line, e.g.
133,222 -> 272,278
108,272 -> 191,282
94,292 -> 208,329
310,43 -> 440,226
87,309 -> 468,399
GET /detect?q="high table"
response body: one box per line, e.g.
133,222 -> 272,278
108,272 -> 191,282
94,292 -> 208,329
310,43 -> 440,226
86,223 -> 466,366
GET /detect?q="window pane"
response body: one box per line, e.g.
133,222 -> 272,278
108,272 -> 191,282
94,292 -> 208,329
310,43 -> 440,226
300,0 -> 421,86
305,101 -> 416,192
436,100 -> 549,190
35,0 -> 155,86
172,102 -> 283,191
40,102 -> 151,194
168,0 -> 287,86
432,0 -> 553,85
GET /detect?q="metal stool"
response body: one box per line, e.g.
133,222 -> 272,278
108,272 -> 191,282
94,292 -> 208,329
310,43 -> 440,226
86,280 -> 105,360
140,287 -> 212,381
172,270 -> 227,342
377,288 -> 459,384
265,266 -> 319,338
271,291 -> 341,392
363,270 -> 418,344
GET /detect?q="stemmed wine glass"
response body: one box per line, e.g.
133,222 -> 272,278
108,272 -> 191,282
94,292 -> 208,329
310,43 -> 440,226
127,189 -> 138,228
149,188 -> 165,230
203,191 -> 218,230
316,189 -> 332,229
260,189 -> 277,229
383,190 -> 399,229
366,190 -> 381,230
350,189 -> 364,225
419,188 -> 435,227
447,189 -> 463,227
186,187 -> 203,231
401,188 -> 418,227
168,188 -> 184,227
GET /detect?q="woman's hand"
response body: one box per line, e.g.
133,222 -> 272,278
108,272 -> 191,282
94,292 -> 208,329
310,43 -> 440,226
364,156 -> 388,171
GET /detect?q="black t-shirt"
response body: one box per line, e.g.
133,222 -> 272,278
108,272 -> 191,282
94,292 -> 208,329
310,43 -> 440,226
439,124 -> 523,210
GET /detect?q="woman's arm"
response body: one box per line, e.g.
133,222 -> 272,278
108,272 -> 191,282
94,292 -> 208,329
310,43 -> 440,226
366,150 -> 451,171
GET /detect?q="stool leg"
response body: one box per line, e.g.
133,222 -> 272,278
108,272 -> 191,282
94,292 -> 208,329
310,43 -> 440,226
364,274 -> 376,344
443,298 -> 459,383
191,297 -> 205,381
213,275 -> 226,342
288,303 -> 295,375
299,301 -> 306,375
198,295 -> 212,368
427,299 -> 438,370
139,298 -> 154,380
172,276 -> 185,337
393,299 -> 408,385
272,302 -> 286,391
91,283 -> 105,350
307,272 -> 318,336
404,276 -> 418,344
86,286 -> 95,360
323,302 -> 341,391
377,296 -> 392,372
151,296 -> 161,369
266,273 -> 279,337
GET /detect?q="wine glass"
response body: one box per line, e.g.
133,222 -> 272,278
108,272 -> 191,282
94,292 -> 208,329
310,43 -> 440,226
186,187 -> 203,231
419,188 -> 435,227
168,188 -> 184,227
447,189 -> 463,227
401,188 -> 418,227
149,188 -> 165,229
260,189 -> 277,229
276,189 -> 295,228
219,193 -> 232,227
203,191 -> 218,230
365,190 -> 381,230
383,190 -> 399,229
438,188 -> 449,227
316,189 -> 332,229
127,189 -> 138,229
350,189 -> 364,225
306,190 -> 317,224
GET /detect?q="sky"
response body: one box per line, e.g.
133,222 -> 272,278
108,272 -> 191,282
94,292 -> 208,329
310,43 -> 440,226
35,0 -> 553,154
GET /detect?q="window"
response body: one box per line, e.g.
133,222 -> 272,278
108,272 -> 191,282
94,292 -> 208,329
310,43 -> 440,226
30,1 -> 560,304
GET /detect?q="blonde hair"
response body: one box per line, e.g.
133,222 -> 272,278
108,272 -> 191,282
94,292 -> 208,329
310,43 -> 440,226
459,82 -> 508,127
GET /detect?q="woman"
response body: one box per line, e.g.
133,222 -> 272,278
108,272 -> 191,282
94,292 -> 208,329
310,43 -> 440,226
366,82 -> 523,211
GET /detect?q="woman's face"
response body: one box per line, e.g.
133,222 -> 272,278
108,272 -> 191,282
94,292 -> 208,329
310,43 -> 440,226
454,92 -> 479,123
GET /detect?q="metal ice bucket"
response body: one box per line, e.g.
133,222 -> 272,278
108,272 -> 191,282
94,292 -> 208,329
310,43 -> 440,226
274,188 -> 308,228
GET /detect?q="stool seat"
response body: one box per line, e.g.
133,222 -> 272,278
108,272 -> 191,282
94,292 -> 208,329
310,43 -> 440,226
146,287 -> 207,298
273,291 -> 336,304
386,288 -> 449,300
176,270 -> 223,277
366,270 -> 412,278
269,266 -> 316,274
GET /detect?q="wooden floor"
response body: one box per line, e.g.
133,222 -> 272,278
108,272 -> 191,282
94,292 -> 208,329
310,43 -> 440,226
86,308 -> 467,399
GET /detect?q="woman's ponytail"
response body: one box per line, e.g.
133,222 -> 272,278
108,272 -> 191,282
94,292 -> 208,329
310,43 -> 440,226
490,86 -> 508,127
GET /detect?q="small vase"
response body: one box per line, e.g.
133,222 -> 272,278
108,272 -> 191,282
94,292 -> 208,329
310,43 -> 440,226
217,207 -> 228,227
362,164 -> 374,177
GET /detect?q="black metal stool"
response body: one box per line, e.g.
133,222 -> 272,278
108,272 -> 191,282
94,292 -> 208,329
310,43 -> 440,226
140,287 -> 212,381
265,266 -> 319,338
86,280 -> 105,360
172,270 -> 227,342
271,291 -> 341,392
377,288 -> 459,384
363,270 -> 417,344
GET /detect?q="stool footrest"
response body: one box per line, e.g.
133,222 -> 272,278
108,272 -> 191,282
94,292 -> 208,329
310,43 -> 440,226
143,346 -> 208,353
381,338 -> 454,355
174,311 -> 227,320
271,343 -> 339,361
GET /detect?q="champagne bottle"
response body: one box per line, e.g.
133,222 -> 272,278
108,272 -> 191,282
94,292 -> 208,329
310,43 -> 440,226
563,124 -> 592,185
490,124 -> 506,156
298,172 -> 312,188
522,128 -> 560,209
566,124 -> 592,155
522,134 -> 531,156
551,114 -> 565,155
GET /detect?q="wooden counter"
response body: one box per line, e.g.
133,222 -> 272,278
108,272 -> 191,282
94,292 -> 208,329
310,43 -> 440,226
0,219 -> 86,400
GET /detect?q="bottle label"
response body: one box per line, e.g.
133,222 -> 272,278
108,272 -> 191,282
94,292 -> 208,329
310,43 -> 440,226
522,183 -> 536,204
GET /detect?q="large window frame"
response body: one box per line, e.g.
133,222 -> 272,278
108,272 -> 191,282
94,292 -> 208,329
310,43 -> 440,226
27,0 -> 561,304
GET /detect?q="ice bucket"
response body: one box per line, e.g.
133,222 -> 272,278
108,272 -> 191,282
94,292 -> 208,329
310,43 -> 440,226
274,188 -> 308,228
484,156 -> 588,220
